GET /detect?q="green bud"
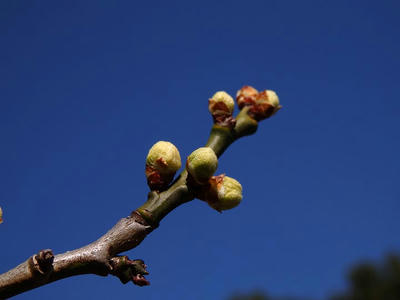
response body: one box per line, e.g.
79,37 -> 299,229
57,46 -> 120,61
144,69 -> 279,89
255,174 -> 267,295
146,141 -> 181,173
186,147 -> 218,184
146,141 -> 181,190
206,175 -> 243,212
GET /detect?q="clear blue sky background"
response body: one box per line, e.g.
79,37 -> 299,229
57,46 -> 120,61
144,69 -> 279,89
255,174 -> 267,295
1,1 -> 399,299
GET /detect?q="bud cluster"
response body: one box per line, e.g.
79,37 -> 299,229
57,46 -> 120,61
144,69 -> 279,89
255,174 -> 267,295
236,86 -> 281,121
185,147 -> 242,212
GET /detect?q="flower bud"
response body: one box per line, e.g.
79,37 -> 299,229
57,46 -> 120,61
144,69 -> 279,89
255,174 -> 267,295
186,147 -> 218,184
258,90 -> 280,107
146,141 -> 181,190
206,175 -> 243,212
0,206 -> 2,223
249,90 -> 281,120
236,86 -> 281,121
208,91 -> 236,128
236,86 -> 258,109
209,91 -> 234,114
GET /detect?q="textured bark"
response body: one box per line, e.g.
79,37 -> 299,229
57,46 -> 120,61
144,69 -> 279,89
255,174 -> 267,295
0,212 -> 150,298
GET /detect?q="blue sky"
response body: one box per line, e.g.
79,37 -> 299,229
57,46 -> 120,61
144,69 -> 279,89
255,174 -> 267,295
0,1 -> 399,299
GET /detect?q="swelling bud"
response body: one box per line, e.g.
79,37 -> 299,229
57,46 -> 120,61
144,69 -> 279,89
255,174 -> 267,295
208,91 -> 236,128
209,91 -> 235,115
207,175 -> 243,212
250,90 -> 281,120
236,85 -> 259,109
186,147 -> 218,184
236,86 -> 281,121
146,141 -> 181,191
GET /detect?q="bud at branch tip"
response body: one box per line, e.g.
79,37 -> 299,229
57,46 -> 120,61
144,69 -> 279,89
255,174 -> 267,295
208,91 -> 236,128
236,85 -> 281,121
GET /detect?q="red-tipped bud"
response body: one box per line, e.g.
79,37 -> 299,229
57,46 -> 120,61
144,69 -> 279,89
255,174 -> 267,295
236,86 -> 259,109
237,86 -> 281,121
208,91 -> 236,128
248,90 -> 281,121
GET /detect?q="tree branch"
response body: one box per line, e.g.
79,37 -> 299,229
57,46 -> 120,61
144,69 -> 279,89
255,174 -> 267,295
0,212 -> 150,298
0,90 -> 273,298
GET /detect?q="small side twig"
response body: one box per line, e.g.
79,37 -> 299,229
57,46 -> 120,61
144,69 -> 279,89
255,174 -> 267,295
30,249 -> 54,276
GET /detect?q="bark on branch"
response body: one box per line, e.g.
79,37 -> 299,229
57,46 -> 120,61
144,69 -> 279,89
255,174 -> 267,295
0,212 -> 151,298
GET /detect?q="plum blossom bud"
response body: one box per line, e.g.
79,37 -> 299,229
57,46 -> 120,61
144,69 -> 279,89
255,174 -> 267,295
205,175 -> 243,212
208,91 -> 236,128
236,86 -> 281,121
0,206 -> 3,224
236,85 -> 258,109
146,141 -> 181,191
249,90 -> 281,120
209,91 -> 234,114
186,147 -> 218,185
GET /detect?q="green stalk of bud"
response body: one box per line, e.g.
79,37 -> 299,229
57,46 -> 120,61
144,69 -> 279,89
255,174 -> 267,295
186,147 -> 218,185
145,141 -> 182,191
203,175 -> 243,212
208,91 -> 236,128
234,106 -> 259,138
